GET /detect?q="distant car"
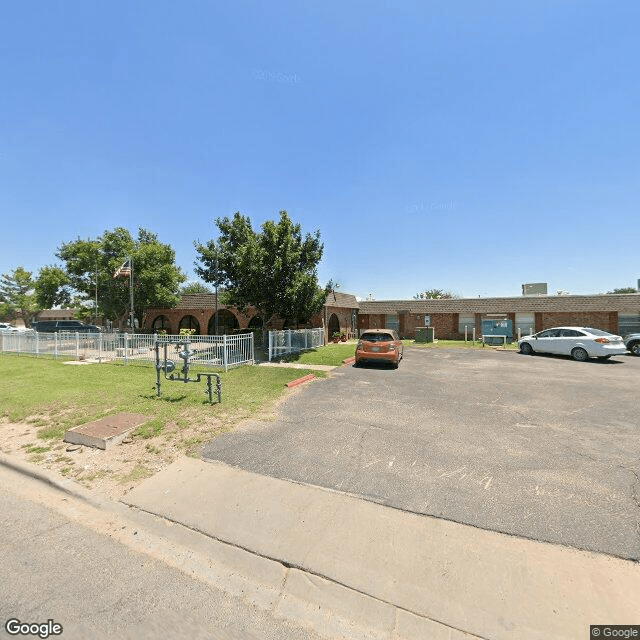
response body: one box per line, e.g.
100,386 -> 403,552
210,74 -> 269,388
0,322 -> 16,331
518,327 -> 627,361
31,320 -> 101,333
355,329 -> 404,368
624,333 -> 640,356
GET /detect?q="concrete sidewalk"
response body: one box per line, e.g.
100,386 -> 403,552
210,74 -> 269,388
123,457 -> 640,640
258,361 -> 337,371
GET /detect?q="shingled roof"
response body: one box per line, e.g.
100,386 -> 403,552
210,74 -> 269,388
358,293 -> 640,314
164,291 -> 360,311
324,291 -> 359,309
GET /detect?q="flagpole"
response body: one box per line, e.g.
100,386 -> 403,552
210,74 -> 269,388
129,255 -> 134,330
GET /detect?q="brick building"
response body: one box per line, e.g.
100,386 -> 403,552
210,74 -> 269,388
144,291 -> 359,340
357,293 -> 640,340
145,292 -> 640,341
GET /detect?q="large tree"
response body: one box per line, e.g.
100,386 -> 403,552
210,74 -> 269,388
180,281 -> 213,295
34,266 -> 73,309
0,267 -> 37,323
607,287 -> 637,294
194,211 -> 328,327
414,289 -> 458,300
56,227 -> 186,328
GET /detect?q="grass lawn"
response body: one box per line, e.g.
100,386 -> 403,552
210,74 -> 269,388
0,356 -> 330,496
276,341 -> 356,366
0,356 -> 326,441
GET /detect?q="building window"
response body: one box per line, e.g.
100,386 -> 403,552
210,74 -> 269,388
458,315 -> 474,335
619,314 -> 640,335
515,313 -> 535,338
385,314 -> 399,332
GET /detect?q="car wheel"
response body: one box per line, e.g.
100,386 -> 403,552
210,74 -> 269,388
571,347 -> 589,362
520,342 -> 533,355
629,342 -> 640,356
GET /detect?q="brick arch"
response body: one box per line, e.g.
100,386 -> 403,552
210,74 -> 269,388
327,313 -> 340,337
151,314 -> 173,333
208,309 -> 240,335
178,314 -> 201,334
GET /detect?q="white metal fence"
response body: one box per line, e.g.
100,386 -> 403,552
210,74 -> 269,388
0,331 -> 254,372
267,328 -> 324,361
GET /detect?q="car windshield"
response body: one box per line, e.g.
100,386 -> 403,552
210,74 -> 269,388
361,333 -> 394,342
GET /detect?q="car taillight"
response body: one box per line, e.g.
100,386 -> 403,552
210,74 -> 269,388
594,338 -> 610,344
357,341 -> 363,350
388,343 -> 397,351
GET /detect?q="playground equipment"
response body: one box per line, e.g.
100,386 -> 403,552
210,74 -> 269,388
154,339 -> 221,404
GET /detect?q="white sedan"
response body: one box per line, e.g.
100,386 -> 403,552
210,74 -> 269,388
518,327 -> 627,361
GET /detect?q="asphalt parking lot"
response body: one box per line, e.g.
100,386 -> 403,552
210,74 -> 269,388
202,347 -> 640,560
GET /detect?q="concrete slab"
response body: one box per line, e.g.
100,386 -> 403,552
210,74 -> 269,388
64,413 -> 150,450
203,348 -> 640,560
123,458 -> 640,640
277,568 -> 396,640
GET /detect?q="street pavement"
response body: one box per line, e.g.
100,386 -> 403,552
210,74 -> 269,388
0,464 -> 327,640
202,347 -> 640,560
3,346 -> 640,639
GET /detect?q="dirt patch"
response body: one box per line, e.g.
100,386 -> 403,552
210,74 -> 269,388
0,416 -> 229,501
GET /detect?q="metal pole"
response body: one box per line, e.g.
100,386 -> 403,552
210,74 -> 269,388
95,256 -> 98,325
129,255 -> 135,331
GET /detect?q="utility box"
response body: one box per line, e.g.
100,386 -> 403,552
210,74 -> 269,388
481,319 -> 513,344
415,327 -> 435,343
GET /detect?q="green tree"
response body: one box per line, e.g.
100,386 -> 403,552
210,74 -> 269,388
34,266 -> 73,309
607,287 -> 637,294
414,289 -> 458,300
180,281 -> 213,295
56,227 -> 186,328
194,211 -> 328,327
0,267 -> 37,323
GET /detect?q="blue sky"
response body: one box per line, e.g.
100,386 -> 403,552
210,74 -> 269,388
1,1 -> 638,300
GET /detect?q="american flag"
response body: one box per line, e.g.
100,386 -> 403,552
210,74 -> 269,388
113,259 -> 132,279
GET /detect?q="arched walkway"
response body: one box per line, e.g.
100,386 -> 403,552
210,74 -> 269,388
179,315 -> 200,334
208,309 -> 239,335
327,313 -> 340,338
152,315 -> 172,333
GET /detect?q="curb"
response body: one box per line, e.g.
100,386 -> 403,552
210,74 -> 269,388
342,356 -> 355,365
285,374 -> 315,388
0,452 -> 102,508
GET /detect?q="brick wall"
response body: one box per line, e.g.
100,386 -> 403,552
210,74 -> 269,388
541,311 -> 616,334
145,292 -> 638,338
